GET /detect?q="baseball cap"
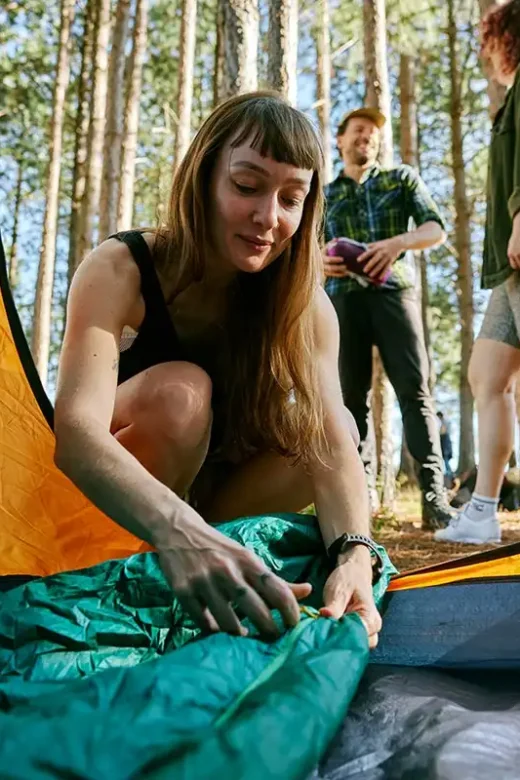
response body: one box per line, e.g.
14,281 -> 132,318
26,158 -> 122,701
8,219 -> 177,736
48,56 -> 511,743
337,107 -> 387,134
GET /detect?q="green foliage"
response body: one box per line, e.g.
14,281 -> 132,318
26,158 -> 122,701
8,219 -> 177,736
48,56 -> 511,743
0,0 -> 499,423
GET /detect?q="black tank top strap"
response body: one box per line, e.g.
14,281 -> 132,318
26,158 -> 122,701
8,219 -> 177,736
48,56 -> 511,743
108,230 -> 183,384
109,230 -> 157,291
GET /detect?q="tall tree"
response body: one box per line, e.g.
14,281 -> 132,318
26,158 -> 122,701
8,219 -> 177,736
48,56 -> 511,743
76,0 -> 111,266
398,52 -> 420,486
478,0 -> 507,119
31,0 -> 75,385
447,0 -> 475,472
314,0 -> 332,182
213,0 -> 225,106
8,159 -> 24,291
99,0 -> 132,240
118,0 -> 148,230
267,0 -> 298,104
363,0 -> 395,510
68,0 -> 96,288
221,0 -> 259,97
174,0 -> 198,169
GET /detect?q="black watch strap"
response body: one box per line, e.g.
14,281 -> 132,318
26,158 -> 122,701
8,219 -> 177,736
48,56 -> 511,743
327,533 -> 384,584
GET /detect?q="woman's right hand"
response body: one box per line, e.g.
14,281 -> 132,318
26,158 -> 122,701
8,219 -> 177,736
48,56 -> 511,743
153,507 -> 312,637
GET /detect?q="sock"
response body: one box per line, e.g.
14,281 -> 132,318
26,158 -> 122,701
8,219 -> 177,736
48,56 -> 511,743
463,493 -> 499,523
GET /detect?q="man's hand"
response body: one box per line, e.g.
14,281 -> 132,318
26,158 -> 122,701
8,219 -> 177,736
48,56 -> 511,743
508,217 -> 520,270
357,236 -> 405,280
319,546 -> 381,649
322,240 -> 350,278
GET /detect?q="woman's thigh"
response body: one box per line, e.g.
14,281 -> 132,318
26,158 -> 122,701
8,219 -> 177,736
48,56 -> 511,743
196,407 -> 359,523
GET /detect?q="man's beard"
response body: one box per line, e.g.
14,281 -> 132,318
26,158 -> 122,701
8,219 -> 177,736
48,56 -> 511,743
353,148 -> 370,165
348,140 -> 378,166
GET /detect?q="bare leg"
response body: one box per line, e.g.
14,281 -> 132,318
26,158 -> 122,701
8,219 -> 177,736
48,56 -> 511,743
469,339 -> 520,497
201,408 -> 360,523
110,362 -> 213,496
201,450 -> 312,523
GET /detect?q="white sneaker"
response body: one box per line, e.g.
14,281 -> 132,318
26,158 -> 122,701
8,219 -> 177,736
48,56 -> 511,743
434,511 -> 501,544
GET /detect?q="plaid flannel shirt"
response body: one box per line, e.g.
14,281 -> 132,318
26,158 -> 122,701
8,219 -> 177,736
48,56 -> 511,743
324,164 -> 445,295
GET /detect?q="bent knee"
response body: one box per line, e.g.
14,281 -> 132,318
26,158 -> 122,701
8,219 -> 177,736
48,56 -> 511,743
133,362 -> 213,440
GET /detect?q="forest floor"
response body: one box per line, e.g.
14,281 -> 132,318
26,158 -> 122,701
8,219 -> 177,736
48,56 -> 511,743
373,488 -> 520,573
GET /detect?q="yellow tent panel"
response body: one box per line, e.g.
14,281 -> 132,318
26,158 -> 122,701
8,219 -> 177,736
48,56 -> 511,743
0,236 -> 147,576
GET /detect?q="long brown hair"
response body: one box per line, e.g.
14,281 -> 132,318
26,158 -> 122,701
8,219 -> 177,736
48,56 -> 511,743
481,0 -> 520,74
156,91 -> 327,463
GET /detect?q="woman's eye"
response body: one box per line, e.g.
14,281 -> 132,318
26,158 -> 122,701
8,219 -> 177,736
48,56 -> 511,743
235,183 -> 256,194
283,197 -> 302,208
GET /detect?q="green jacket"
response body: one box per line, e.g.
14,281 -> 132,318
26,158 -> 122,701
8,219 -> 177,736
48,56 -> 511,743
482,67 -> 520,289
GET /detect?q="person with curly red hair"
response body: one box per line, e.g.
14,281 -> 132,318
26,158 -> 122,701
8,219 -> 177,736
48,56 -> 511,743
436,0 -> 520,544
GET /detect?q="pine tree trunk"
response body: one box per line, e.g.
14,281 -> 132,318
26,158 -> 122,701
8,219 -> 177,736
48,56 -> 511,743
76,0 -> 111,263
174,0 -> 198,170
447,0 -> 475,473
363,0 -> 394,510
478,0 -> 507,119
68,0 -> 95,287
397,53 -> 420,486
213,0 -> 225,107
99,0 -> 132,241
221,0 -> 259,98
314,0 -> 332,182
8,160 -> 23,291
267,0 -> 298,104
117,0 -> 148,230
31,0 -> 74,386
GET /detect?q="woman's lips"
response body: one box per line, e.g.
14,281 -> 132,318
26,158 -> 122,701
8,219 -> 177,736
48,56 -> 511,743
238,235 -> 273,252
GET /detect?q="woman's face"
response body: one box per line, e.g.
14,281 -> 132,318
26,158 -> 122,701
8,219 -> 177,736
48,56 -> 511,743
209,137 -> 314,276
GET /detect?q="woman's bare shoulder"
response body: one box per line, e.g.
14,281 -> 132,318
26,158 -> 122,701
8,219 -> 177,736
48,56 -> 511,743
69,238 -> 144,330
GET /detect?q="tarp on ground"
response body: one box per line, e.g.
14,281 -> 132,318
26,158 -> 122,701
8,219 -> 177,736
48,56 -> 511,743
0,513 -> 395,779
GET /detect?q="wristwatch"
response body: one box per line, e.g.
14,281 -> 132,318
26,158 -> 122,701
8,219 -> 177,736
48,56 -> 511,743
327,533 -> 384,584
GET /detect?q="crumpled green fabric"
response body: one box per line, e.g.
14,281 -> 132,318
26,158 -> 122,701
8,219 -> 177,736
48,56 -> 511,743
0,513 -> 396,779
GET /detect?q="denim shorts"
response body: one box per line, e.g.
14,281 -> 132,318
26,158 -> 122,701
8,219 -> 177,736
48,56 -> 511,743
478,273 -> 520,349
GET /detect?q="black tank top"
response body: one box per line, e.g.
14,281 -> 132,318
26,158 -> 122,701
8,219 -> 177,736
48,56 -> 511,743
109,230 -> 184,385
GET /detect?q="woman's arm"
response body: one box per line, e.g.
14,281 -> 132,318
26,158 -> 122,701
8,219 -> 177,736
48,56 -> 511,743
55,240 -> 307,636
307,287 -> 381,646
54,239 -> 178,544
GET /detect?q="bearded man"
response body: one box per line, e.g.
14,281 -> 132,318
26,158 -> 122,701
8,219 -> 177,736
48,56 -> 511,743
323,107 -> 453,530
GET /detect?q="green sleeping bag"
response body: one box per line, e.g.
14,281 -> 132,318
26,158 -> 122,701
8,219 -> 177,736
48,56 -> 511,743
0,513 -> 395,779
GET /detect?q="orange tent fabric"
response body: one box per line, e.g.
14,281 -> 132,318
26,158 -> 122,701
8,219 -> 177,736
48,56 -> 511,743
0,236 -> 146,576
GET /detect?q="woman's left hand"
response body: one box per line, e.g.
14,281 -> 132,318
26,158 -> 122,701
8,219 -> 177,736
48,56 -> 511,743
508,218 -> 520,269
319,546 -> 382,649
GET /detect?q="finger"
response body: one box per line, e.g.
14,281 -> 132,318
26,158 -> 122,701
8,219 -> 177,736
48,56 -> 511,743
319,582 -> 352,620
357,248 -> 375,263
289,582 -> 313,601
324,255 -> 345,265
198,582 -> 247,636
177,592 -> 220,633
357,615 -> 379,649
224,580 -> 280,637
318,600 -> 345,619
363,253 -> 384,274
355,603 -> 382,646
325,267 -> 348,278
254,571 -> 301,628
367,260 -> 387,279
